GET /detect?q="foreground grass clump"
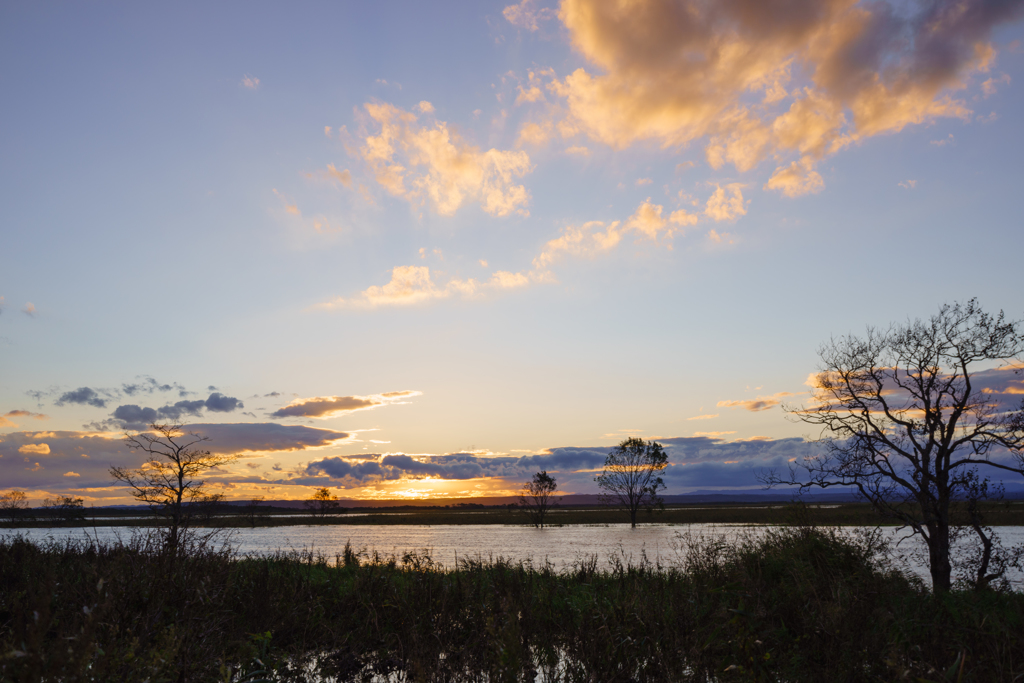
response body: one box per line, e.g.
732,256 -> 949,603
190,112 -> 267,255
2,527 -> 1023,682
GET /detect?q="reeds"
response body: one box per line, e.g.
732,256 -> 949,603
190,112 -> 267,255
2,526 -> 1023,682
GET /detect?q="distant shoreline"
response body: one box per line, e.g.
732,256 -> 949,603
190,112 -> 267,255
5,500 -> 1024,528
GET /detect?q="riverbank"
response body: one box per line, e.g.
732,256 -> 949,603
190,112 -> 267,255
3,527 -> 1023,681
6,499 -> 1024,529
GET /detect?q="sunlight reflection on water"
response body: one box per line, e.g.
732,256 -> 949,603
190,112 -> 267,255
7,523 -> 1024,587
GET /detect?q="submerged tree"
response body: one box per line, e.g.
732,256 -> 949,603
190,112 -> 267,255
305,487 -> 343,519
110,423 -> 238,551
244,496 -> 267,528
519,471 -> 560,528
596,438 -> 668,528
764,300 -> 1024,592
41,495 -> 85,525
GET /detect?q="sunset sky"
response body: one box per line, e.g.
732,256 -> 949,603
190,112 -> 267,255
3,0 -> 1024,505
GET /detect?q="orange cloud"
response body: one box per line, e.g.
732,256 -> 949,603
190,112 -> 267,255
318,264 -> 553,309
503,0 -> 556,31
704,184 -> 747,222
533,198 -> 685,268
19,443 -> 50,455
543,0 -> 1014,196
358,102 -> 532,217
718,392 -> 796,412
272,391 -> 421,419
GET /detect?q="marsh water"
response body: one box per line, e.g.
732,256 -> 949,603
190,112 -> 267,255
7,522 -> 1024,588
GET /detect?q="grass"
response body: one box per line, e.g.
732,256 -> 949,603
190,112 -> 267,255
3,524 -> 1024,681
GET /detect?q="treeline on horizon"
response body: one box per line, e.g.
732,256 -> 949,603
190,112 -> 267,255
3,524 -> 1024,682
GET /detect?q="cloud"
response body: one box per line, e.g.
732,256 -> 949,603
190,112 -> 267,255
22,303 -> 37,317
19,443 -> 50,455
205,393 -> 244,413
565,145 -> 590,156
271,391 -> 420,419
706,228 -> 735,245
56,387 -> 108,409
183,423 -> 351,454
299,436 -> 837,493
0,410 -> 48,429
241,74 -> 260,90
687,414 -> 719,421
108,393 -> 245,429
63,471 -> 80,478
318,263 -> 553,309
0,424 -> 355,491
543,0 -> 1020,196
764,157 -> 824,197
718,392 -> 796,412
533,198 -> 682,268
981,73 -> 1011,96
358,102 -> 533,217
324,163 -> 352,187
121,377 -> 179,396
704,184 -> 747,222
898,179 -> 917,189
503,0 -> 556,31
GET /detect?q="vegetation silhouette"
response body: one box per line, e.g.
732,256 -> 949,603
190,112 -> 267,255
519,470 -> 560,528
765,299 -> 1024,592
110,422 -> 238,552
596,438 -> 668,527
305,487 -> 344,519
4,525 -> 1024,681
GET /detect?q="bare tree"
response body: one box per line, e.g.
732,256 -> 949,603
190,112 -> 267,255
519,471 -> 560,528
41,495 -> 85,525
110,423 -> 239,551
305,487 -> 342,520
764,300 -> 1024,592
0,490 -> 30,524
244,496 -> 267,528
193,492 -> 226,525
596,438 -> 668,528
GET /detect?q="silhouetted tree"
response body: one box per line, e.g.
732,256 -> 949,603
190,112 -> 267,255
41,495 -> 85,525
193,493 -> 226,525
0,490 -> 30,523
110,423 -> 239,551
596,438 -> 668,528
305,487 -> 342,519
764,300 -> 1024,592
519,471 -> 560,528
244,496 -> 267,528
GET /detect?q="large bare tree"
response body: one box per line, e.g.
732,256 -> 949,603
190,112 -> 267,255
596,438 -> 668,528
110,423 -> 238,551
765,300 -> 1024,592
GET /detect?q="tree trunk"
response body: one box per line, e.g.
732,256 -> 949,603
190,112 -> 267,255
928,523 -> 952,593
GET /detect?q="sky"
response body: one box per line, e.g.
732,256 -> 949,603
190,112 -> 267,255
2,0 -> 1024,505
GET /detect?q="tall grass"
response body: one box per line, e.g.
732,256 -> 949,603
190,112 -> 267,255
2,526 -> 1023,681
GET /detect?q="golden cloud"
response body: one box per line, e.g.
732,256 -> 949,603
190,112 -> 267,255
704,184 -> 747,222
272,391 -> 421,419
19,443 -> 50,455
718,392 -> 796,412
359,102 -> 533,217
319,264 -> 553,309
540,0 -> 1018,197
